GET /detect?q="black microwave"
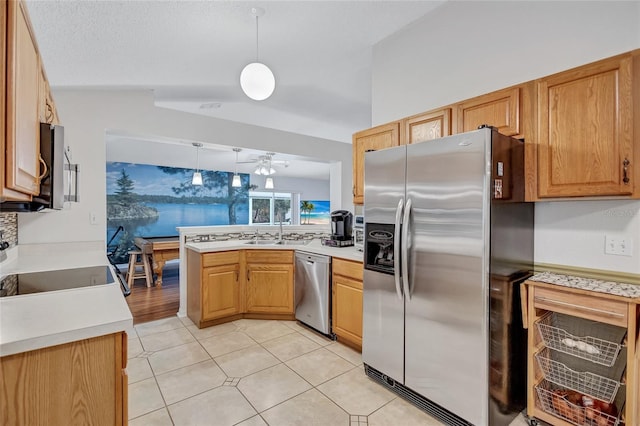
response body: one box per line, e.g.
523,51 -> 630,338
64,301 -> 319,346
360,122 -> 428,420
0,123 -> 76,212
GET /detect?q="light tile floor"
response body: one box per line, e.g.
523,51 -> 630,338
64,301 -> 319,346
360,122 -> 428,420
127,317 -> 530,426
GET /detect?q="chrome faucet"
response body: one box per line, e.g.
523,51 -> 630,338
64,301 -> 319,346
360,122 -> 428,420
278,213 -> 284,242
254,229 -> 260,241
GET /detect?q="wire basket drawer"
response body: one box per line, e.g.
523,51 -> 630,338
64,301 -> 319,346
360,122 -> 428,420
535,380 -> 623,426
535,348 -> 623,403
536,312 -> 626,367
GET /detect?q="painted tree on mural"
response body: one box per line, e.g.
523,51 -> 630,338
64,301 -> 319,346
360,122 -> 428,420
157,167 -> 254,225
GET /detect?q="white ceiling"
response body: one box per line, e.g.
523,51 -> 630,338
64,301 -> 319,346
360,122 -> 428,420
106,131 -> 333,179
25,1 -> 444,180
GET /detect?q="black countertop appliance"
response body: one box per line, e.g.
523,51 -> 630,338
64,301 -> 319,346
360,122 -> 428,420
330,210 -> 353,241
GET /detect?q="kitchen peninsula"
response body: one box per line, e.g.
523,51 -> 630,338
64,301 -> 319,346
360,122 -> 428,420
179,225 -> 364,348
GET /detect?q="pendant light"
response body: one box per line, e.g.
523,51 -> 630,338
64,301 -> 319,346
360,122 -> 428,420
265,177 -> 274,189
232,148 -> 242,187
240,7 -> 275,101
264,155 -> 274,189
192,142 -> 203,186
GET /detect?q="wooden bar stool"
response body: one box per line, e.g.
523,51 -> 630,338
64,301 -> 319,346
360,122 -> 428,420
126,250 -> 153,289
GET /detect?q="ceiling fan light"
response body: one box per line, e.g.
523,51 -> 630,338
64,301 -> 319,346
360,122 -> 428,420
240,62 -> 275,101
192,171 -> 203,186
265,177 -> 274,189
232,174 -> 242,187
268,167 -> 276,175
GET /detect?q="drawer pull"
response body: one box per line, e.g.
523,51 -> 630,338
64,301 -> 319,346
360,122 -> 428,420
622,158 -> 630,185
534,296 -> 624,318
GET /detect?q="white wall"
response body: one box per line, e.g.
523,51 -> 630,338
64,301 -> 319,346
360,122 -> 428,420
18,90 -> 352,244
249,175 -> 330,201
372,1 -> 640,274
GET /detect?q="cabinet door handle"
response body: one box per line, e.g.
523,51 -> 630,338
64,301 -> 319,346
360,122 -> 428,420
622,158 -> 630,185
246,269 -> 250,282
38,155 -> 48,180
235,270 -> 239,282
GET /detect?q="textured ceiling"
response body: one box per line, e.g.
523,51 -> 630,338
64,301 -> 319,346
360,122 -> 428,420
26,0 -> 445,143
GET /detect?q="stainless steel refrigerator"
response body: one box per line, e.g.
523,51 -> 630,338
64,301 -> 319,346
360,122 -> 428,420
362,127 -> 533,426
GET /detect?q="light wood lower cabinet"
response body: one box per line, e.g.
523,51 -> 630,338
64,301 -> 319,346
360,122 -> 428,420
246,250 -> 294,314
331,258 -> 363,351
201,251 -> 241,321
0,332 -> 128,425
522,280 -> 639,426
187,249 -> 295,328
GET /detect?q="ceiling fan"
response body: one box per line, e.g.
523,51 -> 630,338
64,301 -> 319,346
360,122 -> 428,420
236,152 -> 289,175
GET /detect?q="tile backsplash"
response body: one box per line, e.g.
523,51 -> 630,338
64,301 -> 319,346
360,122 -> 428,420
0,212 -> 18,248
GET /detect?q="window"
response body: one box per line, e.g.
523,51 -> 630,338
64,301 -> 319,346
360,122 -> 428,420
249,192 -> 295,225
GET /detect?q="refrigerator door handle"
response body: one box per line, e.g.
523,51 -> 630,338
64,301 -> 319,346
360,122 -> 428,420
401,198 -> 412,300
393,198 -> 404,300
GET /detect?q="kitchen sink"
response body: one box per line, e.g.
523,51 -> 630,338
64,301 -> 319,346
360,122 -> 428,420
244,240 -> 279,245
243,239 -> 312,246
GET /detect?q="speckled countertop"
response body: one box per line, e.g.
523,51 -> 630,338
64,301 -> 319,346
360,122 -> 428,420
530,271 -> 640,299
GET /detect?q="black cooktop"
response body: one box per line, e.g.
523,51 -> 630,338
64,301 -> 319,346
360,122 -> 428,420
0,266 -> 115,298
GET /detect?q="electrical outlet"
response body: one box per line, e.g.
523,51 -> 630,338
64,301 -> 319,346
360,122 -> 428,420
604,235 -> 633,256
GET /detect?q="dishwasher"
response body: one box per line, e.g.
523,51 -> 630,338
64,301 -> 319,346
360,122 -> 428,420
294,251 -> 332,335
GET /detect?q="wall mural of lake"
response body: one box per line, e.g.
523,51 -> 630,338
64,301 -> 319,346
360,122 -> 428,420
106,162 -> 250,263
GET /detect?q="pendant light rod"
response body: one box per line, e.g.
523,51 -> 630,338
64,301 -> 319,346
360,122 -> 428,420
193,142 -> 202,171
255,12 -> 259,62
232,147 -> 242,188
233,147 -> 241,174
240,7 -> 274,101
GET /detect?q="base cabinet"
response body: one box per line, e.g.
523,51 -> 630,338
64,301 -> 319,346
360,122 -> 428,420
331,258 -> 363,351
203,265 -> 240,319
187,249 -> 295,328
246,250 -> 294,314
0,332 -> 128,426
522,280 -> 639,426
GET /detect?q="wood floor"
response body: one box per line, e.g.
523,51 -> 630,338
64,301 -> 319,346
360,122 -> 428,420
121,261 -> 180,325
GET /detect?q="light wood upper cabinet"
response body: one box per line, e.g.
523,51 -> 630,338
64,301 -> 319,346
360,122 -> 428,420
0,332 -> 128,425
246,250 -> 294,314
403,108 -> 451,145
537,53 -> 637,198
455,87 -> 521,137
331,258 -> 363,351
39,66 -> 59,125
4,0 -> 42,199
352,122 -> 400,204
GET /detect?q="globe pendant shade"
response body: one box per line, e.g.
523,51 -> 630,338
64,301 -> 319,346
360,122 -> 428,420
240,62 -> 275,101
